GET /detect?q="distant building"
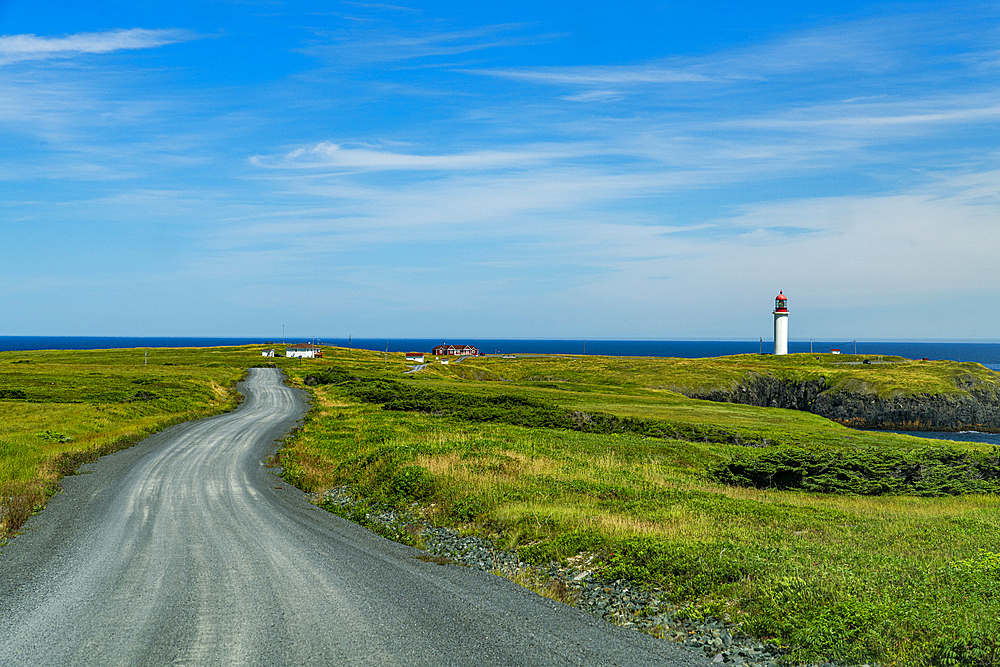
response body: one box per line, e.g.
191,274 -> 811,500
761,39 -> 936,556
405,352 -> 425,362
433,344 -> 479,357
286,344 -> 323,359
261,349 -> 275,357
831,349 -> 841,354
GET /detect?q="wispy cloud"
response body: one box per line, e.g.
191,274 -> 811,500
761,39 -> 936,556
340,2 -> 420,12
0,28 -> 201,65
251,141 -> 572,171
462,11 -> 992,94
463,64 -> 715,85
300,23 -> 555,65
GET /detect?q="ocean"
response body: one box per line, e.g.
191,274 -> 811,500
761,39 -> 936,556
890,430 -> 1000,446
3,336 -> 1000,368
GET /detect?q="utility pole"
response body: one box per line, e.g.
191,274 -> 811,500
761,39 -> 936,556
349,335 -> 352,359
854,340 -> 857,355
759,337 -> 762,355
144,349 -> 147,365
583,339 -> 586,355
282,325 -> 284,344
810,339 -> 813,354
385,341 -> 389,363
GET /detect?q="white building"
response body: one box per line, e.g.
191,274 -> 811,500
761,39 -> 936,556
286,344 -> 322,359
405,352 -> 425,362
261,349 -> 275,357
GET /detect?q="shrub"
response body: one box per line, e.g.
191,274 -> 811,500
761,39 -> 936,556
448,495 -> 488,522
390,465 -> 436,501
708,445 -> 1000,496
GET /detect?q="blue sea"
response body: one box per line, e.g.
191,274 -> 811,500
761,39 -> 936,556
890,430 -> 1000,446
3,336 -> 1000,368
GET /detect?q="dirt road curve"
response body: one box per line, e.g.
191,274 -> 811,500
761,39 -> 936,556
0,369 -> 710,667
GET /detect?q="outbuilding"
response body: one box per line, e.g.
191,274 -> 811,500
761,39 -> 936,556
405,352 -> 425,362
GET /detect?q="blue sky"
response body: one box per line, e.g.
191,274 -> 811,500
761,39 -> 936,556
2,1 -> 999,341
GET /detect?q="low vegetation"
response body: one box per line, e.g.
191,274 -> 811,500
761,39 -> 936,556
279,349 -> 1000,666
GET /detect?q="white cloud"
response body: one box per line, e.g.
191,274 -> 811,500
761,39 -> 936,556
560,90 -> 625,103
0,28 -> 201,65
251,142 -> 573,171
461,65 -> 714,85
729,100 -> 1000,132
300,23 -> 551,65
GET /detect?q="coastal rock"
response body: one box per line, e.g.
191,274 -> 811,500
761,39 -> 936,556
686,373 -> 827,412
682,374 -> 1000,432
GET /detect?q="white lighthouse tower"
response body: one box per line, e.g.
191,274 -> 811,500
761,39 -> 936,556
773,291 -> 789,355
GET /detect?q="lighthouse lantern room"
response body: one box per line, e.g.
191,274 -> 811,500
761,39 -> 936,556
773,291 -> 789,355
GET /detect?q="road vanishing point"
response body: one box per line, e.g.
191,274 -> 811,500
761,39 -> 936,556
0,368 -> 711,666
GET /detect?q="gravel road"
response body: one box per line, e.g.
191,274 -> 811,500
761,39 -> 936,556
0,368 -> 711,667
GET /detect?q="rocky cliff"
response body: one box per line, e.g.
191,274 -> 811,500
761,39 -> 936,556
682,372 -> 1000,432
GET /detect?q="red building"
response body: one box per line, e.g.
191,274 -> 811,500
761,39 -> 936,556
433,344 -> 479,357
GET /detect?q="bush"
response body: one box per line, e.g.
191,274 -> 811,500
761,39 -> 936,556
447,495 -> 488,522
708,445 -> 1000,496
390,465 -> 436,501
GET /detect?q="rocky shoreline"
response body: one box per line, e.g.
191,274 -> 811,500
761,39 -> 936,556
316,486 -> 877,667
682,373 -> 1000,432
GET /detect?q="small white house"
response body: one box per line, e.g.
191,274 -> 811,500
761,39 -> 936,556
405,352 -> 425,363
286,344 -> 322,359
261,349 -> 275,358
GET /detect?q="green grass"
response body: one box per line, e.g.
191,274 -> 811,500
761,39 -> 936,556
5,343 -> 999,663
278,351 -> 1000,666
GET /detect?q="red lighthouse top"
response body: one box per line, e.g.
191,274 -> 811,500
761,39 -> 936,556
774,291 -> 788,312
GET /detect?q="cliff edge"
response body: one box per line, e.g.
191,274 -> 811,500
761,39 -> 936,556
682,370 -> 1000,432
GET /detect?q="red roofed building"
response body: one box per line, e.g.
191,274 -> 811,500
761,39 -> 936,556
433,344 -> 479,357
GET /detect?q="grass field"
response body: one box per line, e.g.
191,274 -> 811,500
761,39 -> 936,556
278,348 -> 1000,666
431,351 -> 1000,398
5,344 -> 999,664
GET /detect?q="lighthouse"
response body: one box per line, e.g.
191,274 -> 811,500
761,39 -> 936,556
773,291 -> 788,355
